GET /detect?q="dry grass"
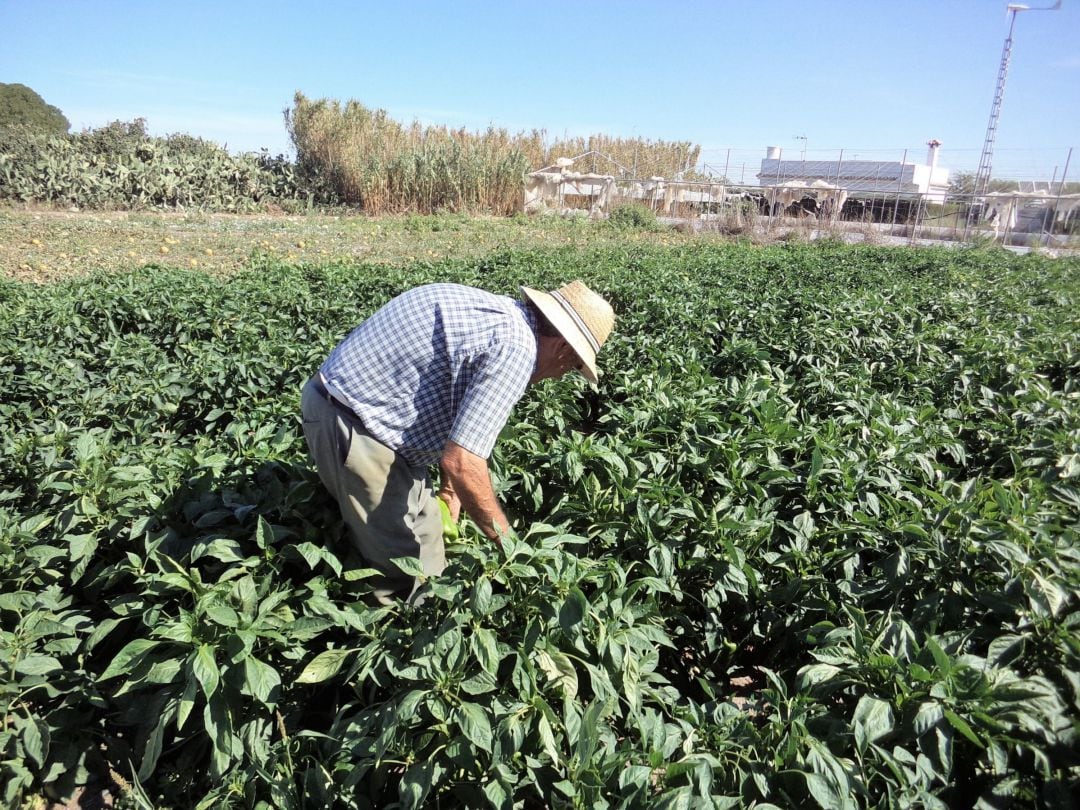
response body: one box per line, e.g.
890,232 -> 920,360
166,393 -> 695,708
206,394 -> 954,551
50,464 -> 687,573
0,207 -> 710,283
9,204 -> 1029,285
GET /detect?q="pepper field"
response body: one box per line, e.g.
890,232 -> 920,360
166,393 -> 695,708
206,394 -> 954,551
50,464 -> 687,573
1,231 -> 1078,809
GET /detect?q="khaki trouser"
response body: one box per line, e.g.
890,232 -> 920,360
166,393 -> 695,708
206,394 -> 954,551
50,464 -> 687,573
301,376 -> 445,604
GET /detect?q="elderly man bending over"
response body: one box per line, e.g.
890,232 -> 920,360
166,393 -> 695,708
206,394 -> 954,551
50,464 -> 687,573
301,281 -> 615,604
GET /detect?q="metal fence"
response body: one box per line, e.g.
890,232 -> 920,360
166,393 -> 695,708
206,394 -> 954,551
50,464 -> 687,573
525,144 -> 1079,249
696,145 -> 1077,192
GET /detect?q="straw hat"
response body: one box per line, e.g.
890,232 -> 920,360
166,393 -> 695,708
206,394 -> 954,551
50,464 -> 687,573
521,281 -> 614,383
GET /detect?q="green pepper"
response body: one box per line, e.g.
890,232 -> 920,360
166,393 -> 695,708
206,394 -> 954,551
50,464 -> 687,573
438,497 -> 459,541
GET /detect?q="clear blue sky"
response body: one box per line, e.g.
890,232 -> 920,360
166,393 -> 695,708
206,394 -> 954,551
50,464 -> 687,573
3,0 -> 1078,181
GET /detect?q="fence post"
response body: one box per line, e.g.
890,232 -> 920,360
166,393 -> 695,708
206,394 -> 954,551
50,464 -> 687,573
1045,146 -> 1073,248
891,149 -> 908,232
769,148 -> 783,229
909,192 -> 925,245
1003,195 -> 1016,246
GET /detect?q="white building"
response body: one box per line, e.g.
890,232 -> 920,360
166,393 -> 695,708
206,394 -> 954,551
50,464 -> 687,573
757,140 -> 951,204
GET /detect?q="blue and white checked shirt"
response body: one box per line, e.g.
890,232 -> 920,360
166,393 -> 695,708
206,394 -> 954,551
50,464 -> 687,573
320,284 -> 538,467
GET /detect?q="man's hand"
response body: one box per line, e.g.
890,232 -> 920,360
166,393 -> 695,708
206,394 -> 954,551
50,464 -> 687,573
440,441 -> 511,543
437,479 -> 462,522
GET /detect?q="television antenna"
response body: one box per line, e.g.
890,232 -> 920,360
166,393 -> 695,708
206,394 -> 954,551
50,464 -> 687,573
793,135 -> 807,162
972,1 -> 1062,199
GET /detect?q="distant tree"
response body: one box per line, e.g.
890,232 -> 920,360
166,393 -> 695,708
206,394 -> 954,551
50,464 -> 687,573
0,83 -> 70,134
949,169 -> 1049,196
948,171 -> 973,195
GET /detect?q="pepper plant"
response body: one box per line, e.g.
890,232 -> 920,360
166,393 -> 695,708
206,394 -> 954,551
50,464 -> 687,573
1,241 -> 1077,808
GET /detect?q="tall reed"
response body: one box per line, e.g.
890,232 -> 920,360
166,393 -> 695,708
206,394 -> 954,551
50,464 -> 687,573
286,93 -> 703,215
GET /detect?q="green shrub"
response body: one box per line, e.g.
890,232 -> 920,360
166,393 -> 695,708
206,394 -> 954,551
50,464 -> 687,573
0,120 -> 334,211
607,203 -> 661,230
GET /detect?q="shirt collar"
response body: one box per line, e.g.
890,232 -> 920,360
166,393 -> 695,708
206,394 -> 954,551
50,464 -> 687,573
514,299 -> 540,376
514,298 -> 539,338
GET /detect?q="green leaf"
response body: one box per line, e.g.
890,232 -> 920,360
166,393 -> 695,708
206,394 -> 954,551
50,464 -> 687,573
243,656 -> 281,706
68,533 -> 98,579
482,778 -> 510,810
204,602 -> 240,628
146,658 -> 183,684
296,648 -> 354,684
798,663 -> 841,687
623,650 -> 641,711
943,708 -> 983,748
74,431 -> 99,461
204,693 -> 236,777
553,779 -> 577,798
391,555 -> 427,578
15,654 -> 62,677
558,587 -> 588,638
195,509 -> 232,529
537,712 -> 561,763
924,636 -> 952,673
456,701 -> 493,752
793,511 -> 816,539
99,639 -> 161,681
913,702 -> 944,736
177,676 -> 198,732
191,538 -> 246,564
472,575 -> 493,615
112,465 -> 153,483
85,617 -> 124,653
192,644 -> 220,699
908,663 -> 934,682
343,567 -> 383,582
473,627 -> 500,676
804,771 -> 843,810
575,699 -> 608,765
986,634 -> 1024,667
459,671 -> 497,696
536,647 -> 578,699
399,759 -> 435,810
853,696 -> 893,754
585,662 -> 618,703
16,513 -> 53,537
286,617 -> 335,641
21,718 -> 49,769
293,541 -> 343,575
254,515 -> 273,550
618,764 -> 653,794
137,711 -> 168,783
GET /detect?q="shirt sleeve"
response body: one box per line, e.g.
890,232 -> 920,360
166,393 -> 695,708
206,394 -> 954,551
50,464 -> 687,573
448,339 -> 534,459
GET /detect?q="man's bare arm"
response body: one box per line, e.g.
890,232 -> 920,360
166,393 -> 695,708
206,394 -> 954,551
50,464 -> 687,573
439,440 -> 510,542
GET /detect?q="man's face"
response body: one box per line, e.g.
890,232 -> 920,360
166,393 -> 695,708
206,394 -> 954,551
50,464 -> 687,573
530,335 -> 582,384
